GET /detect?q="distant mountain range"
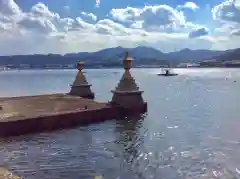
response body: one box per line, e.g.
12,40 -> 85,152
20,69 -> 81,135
0,46 -> 239,69
200,48 -> 240,67
65,46 -> 226,65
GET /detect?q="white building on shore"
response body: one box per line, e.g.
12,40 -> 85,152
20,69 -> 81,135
177,63 -> 200,68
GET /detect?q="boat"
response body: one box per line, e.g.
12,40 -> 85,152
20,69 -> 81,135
157,68 -> 178,76
0,66 -> 8,72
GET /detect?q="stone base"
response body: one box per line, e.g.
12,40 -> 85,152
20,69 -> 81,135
111,90 -> 147,113
69,92 -> 95,99
119,102 -> 147,115
69,85 -> 95,99
70,92 -> 95,99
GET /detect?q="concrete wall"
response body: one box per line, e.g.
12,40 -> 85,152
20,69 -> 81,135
112,92 -> 145,108
0,106 -> 121,137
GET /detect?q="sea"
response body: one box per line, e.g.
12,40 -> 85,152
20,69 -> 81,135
0,68 -> 240,179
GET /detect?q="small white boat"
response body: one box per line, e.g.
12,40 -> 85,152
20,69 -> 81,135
157,68 -> 178,76
0,67 -> 7,72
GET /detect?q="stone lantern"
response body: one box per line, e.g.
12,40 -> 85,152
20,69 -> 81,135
69,62 -> 95,99
123,52 -> 132,70
111,52 -> 147,112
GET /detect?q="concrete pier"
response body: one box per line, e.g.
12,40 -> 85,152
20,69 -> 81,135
0,58 -> 147,137
0,94 -> 122,137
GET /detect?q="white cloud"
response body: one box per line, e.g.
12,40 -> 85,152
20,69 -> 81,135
177,2 -> 199,10
231,29 -> 240,35
31,2 -> 55,18
212,0 -> 240,37
96,19 -> 129,35
96,0 -> 100,8
64,5 -> 70,12
0,0 -> 239,55
18,16 -> 57,33
189,27 -> 209,38
110,5 -> 186,31
80,12 -> 97,23
212,0 -> 240,23
74,17 -> 96,31
236,0 -> 240,6
215,23 -> 240,35
0,0 -> 21,15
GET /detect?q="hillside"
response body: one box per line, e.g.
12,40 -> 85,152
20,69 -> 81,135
0,46 -> 238,69
168,48 -> 225,63
200,48 -> 240,67
65,46 -> 224,64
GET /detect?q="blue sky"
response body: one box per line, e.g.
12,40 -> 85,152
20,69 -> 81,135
16,0 -> 219,20
0,0 -> 239,55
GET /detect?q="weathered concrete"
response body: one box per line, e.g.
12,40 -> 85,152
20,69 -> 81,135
0,93 -> 146,137
0,94 -> 122,137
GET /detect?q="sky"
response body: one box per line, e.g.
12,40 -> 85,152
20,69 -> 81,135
0,0 -> 239,55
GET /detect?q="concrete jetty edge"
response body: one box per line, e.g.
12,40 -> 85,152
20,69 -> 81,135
0,94 -> 147,137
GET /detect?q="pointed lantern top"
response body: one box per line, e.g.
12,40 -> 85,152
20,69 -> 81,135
123,51 -> 133,70
77,62 -> 85,71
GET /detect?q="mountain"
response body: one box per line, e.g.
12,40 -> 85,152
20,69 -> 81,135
65,46 -> 225,64
210,48 -> 240,62
200,48 -> 240,67
128,46 -> 166,59
168,48 -> 224,63
0,46 -> 239,69
65,46 -> 125,60
65,46 -> 171,66
65,46 -> 168,60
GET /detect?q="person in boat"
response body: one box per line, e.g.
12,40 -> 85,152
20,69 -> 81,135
165,69 -> 169,75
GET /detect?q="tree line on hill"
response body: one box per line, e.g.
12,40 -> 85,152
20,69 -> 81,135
0,46 -> 239,69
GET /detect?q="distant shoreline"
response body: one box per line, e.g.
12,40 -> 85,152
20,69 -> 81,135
1,66 -> 240,71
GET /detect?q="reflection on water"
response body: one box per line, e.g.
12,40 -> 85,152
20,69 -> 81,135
0,116 -> 146,179
0,68 -> 240,179
114,116 -> 146,178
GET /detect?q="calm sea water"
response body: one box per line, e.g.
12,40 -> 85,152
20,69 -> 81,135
0,68 -> 240,179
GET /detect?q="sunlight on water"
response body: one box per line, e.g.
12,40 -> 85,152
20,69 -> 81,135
0,68 -> 240,179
